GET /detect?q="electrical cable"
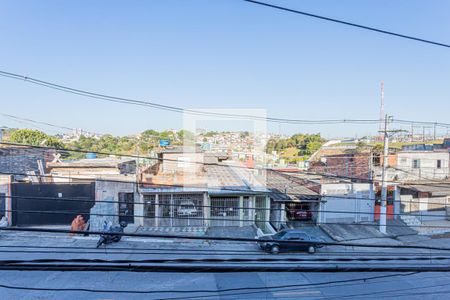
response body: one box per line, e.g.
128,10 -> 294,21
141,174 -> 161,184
0,70 -> 383,125
243,0 -> 450,49
1,70 -> 449,128
4,200 -> 450,221
2,140 -> 450,189
3,226 -> 450,251
0,272 -> 418,295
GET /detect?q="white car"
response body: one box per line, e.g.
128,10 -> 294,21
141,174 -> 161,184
177,201 -> 198,216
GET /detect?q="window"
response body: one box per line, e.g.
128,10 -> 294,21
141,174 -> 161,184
437,160 -> 442,169
273,231 -> 287,239
412,159 -> 420,169
285,232 -> 309,240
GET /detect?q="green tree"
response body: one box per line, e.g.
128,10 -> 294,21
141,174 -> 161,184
8,129 -> 63,148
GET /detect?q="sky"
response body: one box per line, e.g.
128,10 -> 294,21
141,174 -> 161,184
0,0 -> 449,138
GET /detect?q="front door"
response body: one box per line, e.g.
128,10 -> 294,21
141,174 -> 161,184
119,192 -> 134,224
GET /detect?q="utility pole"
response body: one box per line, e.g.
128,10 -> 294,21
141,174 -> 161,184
433,123 -> 437,141
379,116 -> 405,234
379,114 -> 390,234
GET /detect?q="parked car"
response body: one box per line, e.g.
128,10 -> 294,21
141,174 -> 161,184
257,229 -> 324,254
287,204 -> 312,221
177,201 -> 198,217
291,210 -> 312,220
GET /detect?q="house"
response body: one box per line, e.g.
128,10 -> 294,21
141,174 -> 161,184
0,145 -> 55,181
266,170 -> 320,230
308,150 -> 372,181
277,172 -> 375,225
47,157 -> 137,183
398,184 -> 450,223
43,157 -> 138,230
96,147 -> 270,233
395,150 -> 449,181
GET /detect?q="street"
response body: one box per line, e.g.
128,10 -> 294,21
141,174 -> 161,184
0,231 -> 450,299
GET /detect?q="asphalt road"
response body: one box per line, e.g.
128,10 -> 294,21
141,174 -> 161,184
0,231 -> 449,299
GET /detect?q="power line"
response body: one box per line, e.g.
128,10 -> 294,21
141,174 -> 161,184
1,70 -> 449,128
315,281 -> 450,300
5,256 -> 450,265
158,273 -> 427,300
4,195 -> 450,220
3,226 -> 450,251
2,140 -> 450,187
0,113 -> 73,131
0,262 -> 448,273
243,0 -> 450,49
0,70 -> 382,125
6,206 -> 450,229
1,248 -> 449,258
0,273 -> 417,295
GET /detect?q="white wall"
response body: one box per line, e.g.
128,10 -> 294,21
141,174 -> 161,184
95,179 -> 139,225
318,183 -> 374,224
397,152 -> 449,180
0,175 -> 11,224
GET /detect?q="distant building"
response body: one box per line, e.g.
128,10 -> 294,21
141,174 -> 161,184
395,151 -> 449,181
308,152 -> 372,181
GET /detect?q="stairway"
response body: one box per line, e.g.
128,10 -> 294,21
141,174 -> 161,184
400,214 -> 421,227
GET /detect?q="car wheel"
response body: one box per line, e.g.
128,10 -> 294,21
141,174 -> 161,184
308,246 -> 316,254
271,245 -> 280,254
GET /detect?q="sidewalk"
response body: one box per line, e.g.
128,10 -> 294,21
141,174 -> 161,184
415,219 -> 450,235
320,219 -> 417,242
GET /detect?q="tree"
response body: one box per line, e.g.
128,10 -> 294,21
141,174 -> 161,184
7,129 -> 63,148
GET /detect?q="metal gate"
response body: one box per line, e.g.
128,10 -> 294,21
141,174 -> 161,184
255,196 -> 268,231
243,196 -> 254,226
210,197 -> 240,226
11,183 -> 95,226
118,192 -> 134,224
143,193 -> 204,227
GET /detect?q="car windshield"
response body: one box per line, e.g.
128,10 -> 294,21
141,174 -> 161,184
273,231 -> 287,239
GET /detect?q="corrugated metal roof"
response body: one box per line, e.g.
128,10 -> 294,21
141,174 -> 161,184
47,158 -> 135,168
400,183 -> 450,197
266,170 -> 319,202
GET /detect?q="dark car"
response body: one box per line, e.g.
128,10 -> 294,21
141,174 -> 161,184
257,229 -> 324,254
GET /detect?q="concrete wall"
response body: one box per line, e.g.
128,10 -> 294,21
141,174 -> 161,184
161,152 -> 204,174
400,192 -> 448,221
94,179 -> 139,227
318,183 -> 374,224
269,201 -> 284,230
0,175 -> 11,223
396,151 -> 449,180
51,168 -> 127,183
0,147 -> 52,177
